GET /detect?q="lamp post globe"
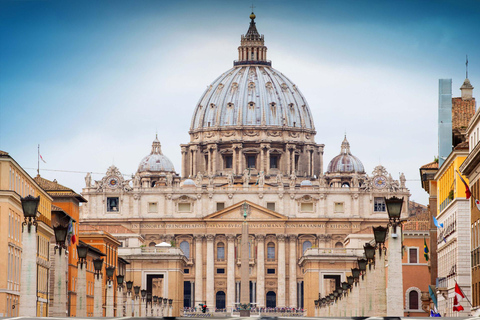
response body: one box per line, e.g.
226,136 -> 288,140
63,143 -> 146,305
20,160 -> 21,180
372,225 -> 388,244
364,243 -> 376,262
134,286 -> 140,296
126,281 -> 133,291
358,258 -> 367,272
116,274 -> 124,286
384,196 -> 403,221
106,266 -> 116,280
141,289 -> 147,299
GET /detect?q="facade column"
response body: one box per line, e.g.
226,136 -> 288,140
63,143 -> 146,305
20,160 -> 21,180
236,281 -> 240,305
192,147 -> 197,177
194,235 -> 204,306
206,234 -> 215,309
213,147 -> 217,175
252,281 -> 256,305
76,262 -> 87,317
256,234 -> 266,308
247,47 -> 251,60
266,150 -> 271,176
51,248 -> 66,316
117,286 -> 124,317
239,147 -> 244,173
106,280 -> 115,317
277,234 -> 286,307
227,235 -> 236,311
291,150 -> 296,175
289,235 -> 297,308
181,147 -> 187,178
189,149 -> 193,177
125,291 -> 132,318
19,225 -> 37,317
286,150 -> 291,176
387,225 -> 403,316
260,147 -> 265,173
232,146 -> 237,175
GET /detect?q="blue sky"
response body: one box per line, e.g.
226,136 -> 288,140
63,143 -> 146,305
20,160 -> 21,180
1,0 -> 480,205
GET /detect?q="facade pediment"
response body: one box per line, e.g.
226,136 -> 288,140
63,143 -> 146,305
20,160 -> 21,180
204,200 -> 288,221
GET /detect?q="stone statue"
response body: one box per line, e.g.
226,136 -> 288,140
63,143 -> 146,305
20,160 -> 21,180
227,172 -> 234,186
290,172 -> 296,188
133,173 -> 141,188
276,172 -> 283,186
85,172 -> 91,187
208,174 -> 214,187
243,168 -> 251,186
257,171 -> 265,187
166,172 -> 173,187
400,172 -> 406,188
196,172 -> 203,186
351,174 -> 358,188
319,175 -> 326,187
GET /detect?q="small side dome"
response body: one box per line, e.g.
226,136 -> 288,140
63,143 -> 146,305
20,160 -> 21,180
183,179 -> 196,187
300,180 -> 313,186
327,136 -> 365,174
138,135 -> 175,173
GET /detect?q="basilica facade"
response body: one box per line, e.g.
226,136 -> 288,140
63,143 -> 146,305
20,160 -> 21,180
80,13 -> 409,311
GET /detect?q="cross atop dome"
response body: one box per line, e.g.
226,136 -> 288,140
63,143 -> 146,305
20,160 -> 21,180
235,12 -> 271,67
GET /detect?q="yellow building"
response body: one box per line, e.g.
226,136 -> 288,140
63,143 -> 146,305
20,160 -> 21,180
0,150 -> 53,317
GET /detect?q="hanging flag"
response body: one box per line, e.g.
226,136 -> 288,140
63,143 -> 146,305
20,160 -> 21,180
39,154 -> 46,163
453,282 -> 465,312
433,216 -> 444,228
67,220 -> 74,246
424,238 -> 429,261
430,309 -> 441,317
429,285 -> 438,309
456,170 -> 471,199
475,199 -> 480,211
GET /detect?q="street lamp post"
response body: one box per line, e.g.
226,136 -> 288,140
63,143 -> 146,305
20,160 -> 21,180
117,274 -> 125,317
385,196 -> 404,316
373,225 -> 388,316
105,266 -> 116,317
93,258 -> 104,317
19,195 -> 40,316
50,224 -> 69,317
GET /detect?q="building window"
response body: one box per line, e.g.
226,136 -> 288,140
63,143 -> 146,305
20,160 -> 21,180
374,197 -> 386,212
148,202 -> 158,213
216,202 -> 225,211
267,268 -> 276,274
217,268 -> 225,274
247,155 -> 256,168
107,197 -> 119,212
267,242 -> 275,260
335,242 -> 343,248
270,155 -> 279,169
408,290 -> 419,310
267,202 -> 276,211
184,269 -> 190,274
409,248 -> 418,263
334,202 -> 344,213
180,241 -> 190,258
341,182 -> 350,188
217,242 -> 225,260
303,241 -> 312,253
224,155 -> 233,169
301,202 -> 314,212
178,203 -> 192,212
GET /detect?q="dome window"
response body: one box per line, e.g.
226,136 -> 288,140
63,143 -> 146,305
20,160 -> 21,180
227,102 -> 234,109
270,102 -> 276,117
341,182 -> 350,188
210,103 -> 216,109
248,102 -> 255,109
248,82 -> 255,90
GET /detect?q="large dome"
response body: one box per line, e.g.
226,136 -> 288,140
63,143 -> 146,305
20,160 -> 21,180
138,136 -> 175,173
327,136 -> 365,174
190,66 -> 314,131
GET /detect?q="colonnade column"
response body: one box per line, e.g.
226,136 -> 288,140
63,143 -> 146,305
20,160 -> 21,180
277,235 -> 286,307
289,235 -> 297,308
232,146 -> 237,175
256,234 -> 266,308
19,223 -> 37,317
206,234 -> 215,309
194,235 -> 204,306
227,235 -> 236,311
181,147 -> 187,178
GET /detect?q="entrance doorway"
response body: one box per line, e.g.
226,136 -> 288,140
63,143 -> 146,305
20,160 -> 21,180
216,291 -> 226,310
266,291 -> 276,308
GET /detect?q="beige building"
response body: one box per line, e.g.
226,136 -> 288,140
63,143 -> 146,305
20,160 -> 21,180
80,13 -> 409,311
0,151 -> 54,317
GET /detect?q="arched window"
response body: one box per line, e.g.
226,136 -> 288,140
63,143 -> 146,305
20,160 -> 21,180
180,241 -> 190,259
267,242 -> 275,260
149,242 -> 156,247
303,241 -> 312,253
408,290 -> 419,310
217,242 -> 225,260
341,182 -> 350,188
335,242 -> 343,248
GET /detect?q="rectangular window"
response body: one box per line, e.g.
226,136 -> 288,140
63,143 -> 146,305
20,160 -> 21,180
267,246 -> 275,260
334,202 -> 344,213
267,268 -> 276,274
184,269 -> 190,274
224,156 -> 233,169
247,155 -> 256,168
409,248 -> 418,263
270,156 -> 278,169
178,203 -> 191,212
107,197 -> 119,212
216,268 -> 225,274
300,202 -> 314,212
374,197 -> 386,212
267,202 -> 276,211
148,202 -> 158,213
216,202 -> 225,211
217,247 -> 225,260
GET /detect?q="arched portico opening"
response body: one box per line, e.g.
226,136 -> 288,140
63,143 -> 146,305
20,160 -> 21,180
266,291 -> 276,308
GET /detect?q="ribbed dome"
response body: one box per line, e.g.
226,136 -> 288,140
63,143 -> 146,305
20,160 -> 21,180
190,66 -> 314,130
327,136 -> 365,174
138,136 -> 175,173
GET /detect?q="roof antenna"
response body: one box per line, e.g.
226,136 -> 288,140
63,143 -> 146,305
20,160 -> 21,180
466,54 -> 469,79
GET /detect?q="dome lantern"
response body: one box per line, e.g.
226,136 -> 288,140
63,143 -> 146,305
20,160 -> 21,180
235,12 -> 270,67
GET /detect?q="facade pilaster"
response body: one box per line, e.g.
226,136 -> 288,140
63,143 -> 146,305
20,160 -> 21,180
206,234 -> 215,308
125,291 -> 132,318
106,281 -> 115,317
76,263 -> 87,317
227,234 -> 236,310
19,226 -> 37,317
117,286 -> 124,317
181,146 -> 188,178
256,234 -> 266,308
194,235 -> 204,306
288,235 -> 297,308
277,234 -> 286,307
